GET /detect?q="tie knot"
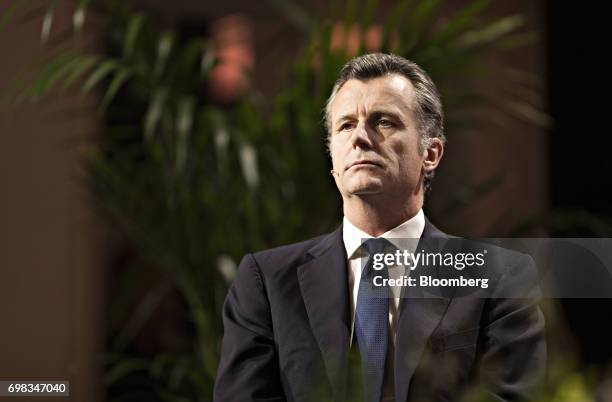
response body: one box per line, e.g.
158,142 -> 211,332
362,237 -> 390,256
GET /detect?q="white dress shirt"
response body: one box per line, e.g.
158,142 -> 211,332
342,209 -> 425,402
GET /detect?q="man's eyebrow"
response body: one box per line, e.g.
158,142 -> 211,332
369,109 -> 402,120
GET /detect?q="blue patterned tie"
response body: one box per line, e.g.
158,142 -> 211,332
355,238 -> 390,402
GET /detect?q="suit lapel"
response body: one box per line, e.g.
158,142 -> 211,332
394,219 -> 454,402
297,225 -> 351,399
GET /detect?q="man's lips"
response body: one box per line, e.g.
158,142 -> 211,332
346,160 -> 382,171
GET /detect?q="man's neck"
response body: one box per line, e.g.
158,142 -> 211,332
343,194 -> 423,237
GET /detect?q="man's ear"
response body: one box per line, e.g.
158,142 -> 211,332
422,138 -> 444,173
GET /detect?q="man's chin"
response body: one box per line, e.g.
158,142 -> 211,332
345,184 -> 384,196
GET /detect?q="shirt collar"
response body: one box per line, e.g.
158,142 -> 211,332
342,209 -> 426,259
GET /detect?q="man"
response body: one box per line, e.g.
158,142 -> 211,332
213,53 -> 546,402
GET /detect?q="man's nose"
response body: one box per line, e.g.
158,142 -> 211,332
350,123 -> 374,149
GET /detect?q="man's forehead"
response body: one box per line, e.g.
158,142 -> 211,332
330,74 -> 415,117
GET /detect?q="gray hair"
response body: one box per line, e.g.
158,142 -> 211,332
323,53 -> 445,194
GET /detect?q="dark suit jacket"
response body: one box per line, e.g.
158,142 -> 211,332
214,219 -> 546,402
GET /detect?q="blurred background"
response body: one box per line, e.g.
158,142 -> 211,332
0,0 -> 611,401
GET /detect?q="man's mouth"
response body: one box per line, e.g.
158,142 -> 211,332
346,160 -> 382,171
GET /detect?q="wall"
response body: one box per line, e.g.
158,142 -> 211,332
0,1 -> 104,401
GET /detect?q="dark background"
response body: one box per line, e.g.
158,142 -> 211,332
547,1 -> 612,366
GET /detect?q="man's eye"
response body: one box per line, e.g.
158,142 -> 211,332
377,119 -> 394,128
339,123 -> 354,131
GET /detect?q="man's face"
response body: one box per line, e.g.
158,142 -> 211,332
328,74 -> 427,201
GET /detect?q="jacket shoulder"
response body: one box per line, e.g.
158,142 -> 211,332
245,229 -> 340,276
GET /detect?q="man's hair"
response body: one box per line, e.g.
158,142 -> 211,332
324,53 -> 446,194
